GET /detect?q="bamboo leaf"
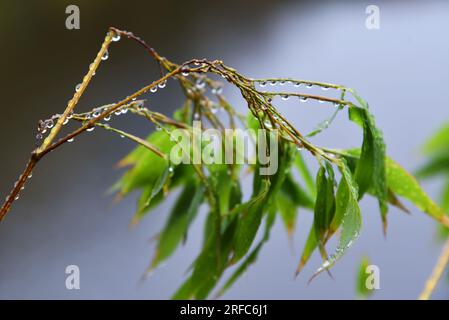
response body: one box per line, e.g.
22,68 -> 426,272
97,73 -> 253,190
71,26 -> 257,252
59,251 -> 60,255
150,183 -> 204,269
422,123 -> 449,155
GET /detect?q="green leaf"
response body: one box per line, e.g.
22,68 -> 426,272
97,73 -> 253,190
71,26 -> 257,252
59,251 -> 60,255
295,225 -> 318,275
349,106 -> 388,231
416,150 -> 449,179
114,131 -> 175,195
386,157 -> 449,225
150,183 -> 204,269
313,163 -> 336,256
423,122 -> 449,155
341,148 -> 449,228
313,159 -> 361,275
216,206 -> 277,298
294,152 -> 316,198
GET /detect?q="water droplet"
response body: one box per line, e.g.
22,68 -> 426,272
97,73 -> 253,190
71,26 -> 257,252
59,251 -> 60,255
112,33 -> 121,42
210,104 -> 220,114
193,113 -> 200,120
181,69 -> 190,76
45,119 -> 54,129
259,81 -> 267,87
267,97 -> 272,103
36,133 -> 43,140
158,80 -> 167,89
281,95 -> 290,101
318,99 -> 326,104
196,79 -> 205,89
306,83 -> 314,88
321,86 -> 329,91
101,50 -> 109,61
269,81 -> 277,86
156,126 -> 162,131
132,97 -> 137,101
150,86 -> 158,93
296,145 -> 303,151
75,83 -> 82,92
104,114 -> 111,121
121,108 -> 128,115
168,166 -> 174,174
28,173 -> 33,179
300,96 -> 308,103
264,120 -> 272,129
87,127 -> 95,132
68,138 -> 74,142
114,109 -> 122,116
63,118 -> 69,125
120,134 -> 125,138
294,82 -> 301,87
93,109 -> 101,118
279,80 -> 286,86
14,195 -> 19,201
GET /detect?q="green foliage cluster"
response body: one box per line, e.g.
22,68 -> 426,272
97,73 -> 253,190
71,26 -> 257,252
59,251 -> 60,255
110,65 -> 447,298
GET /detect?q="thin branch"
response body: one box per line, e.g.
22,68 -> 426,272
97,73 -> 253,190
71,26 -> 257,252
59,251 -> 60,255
419,235 -> 449,300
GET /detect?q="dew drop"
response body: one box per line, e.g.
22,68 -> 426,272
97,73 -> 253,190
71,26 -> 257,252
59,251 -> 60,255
181,69 -> 190,76
259,81 -> 267,87
196,79 -> 205,89
168,166 -> 174,174
63,118 -> 69,125
269,81 -> 277,86
112,33 -> 121,42
114,109 -> 122,116
93,109 -> 101,118
45,119 -> 54,129
121,108 -> 128,115
104,114 -> 111,121
306,83 -> 314,88
210,104 -> 220,114
300,97 -> 308,103
14,195 -> 19,201
318,99 -> 326,104
279,80 -> 286,86
101,50 -> 109,61
150,86 -> 158,93
294,82 -> 301,87
68,138 -> 74,142
158,80 -> 167,89
87,127 -> 95,132
264,120 -> 273,129
120,134 -> 125,138
75,83 -> 82,92
267,97 -> 272,103
281,95 -> 290,101
36,133 -> 43,140
193,113 -> 200,120
321,86 -> 329,91
28,173 -> 33,179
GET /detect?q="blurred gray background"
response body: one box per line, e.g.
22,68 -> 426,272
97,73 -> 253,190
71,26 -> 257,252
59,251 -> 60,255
0,0 -> 448,299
